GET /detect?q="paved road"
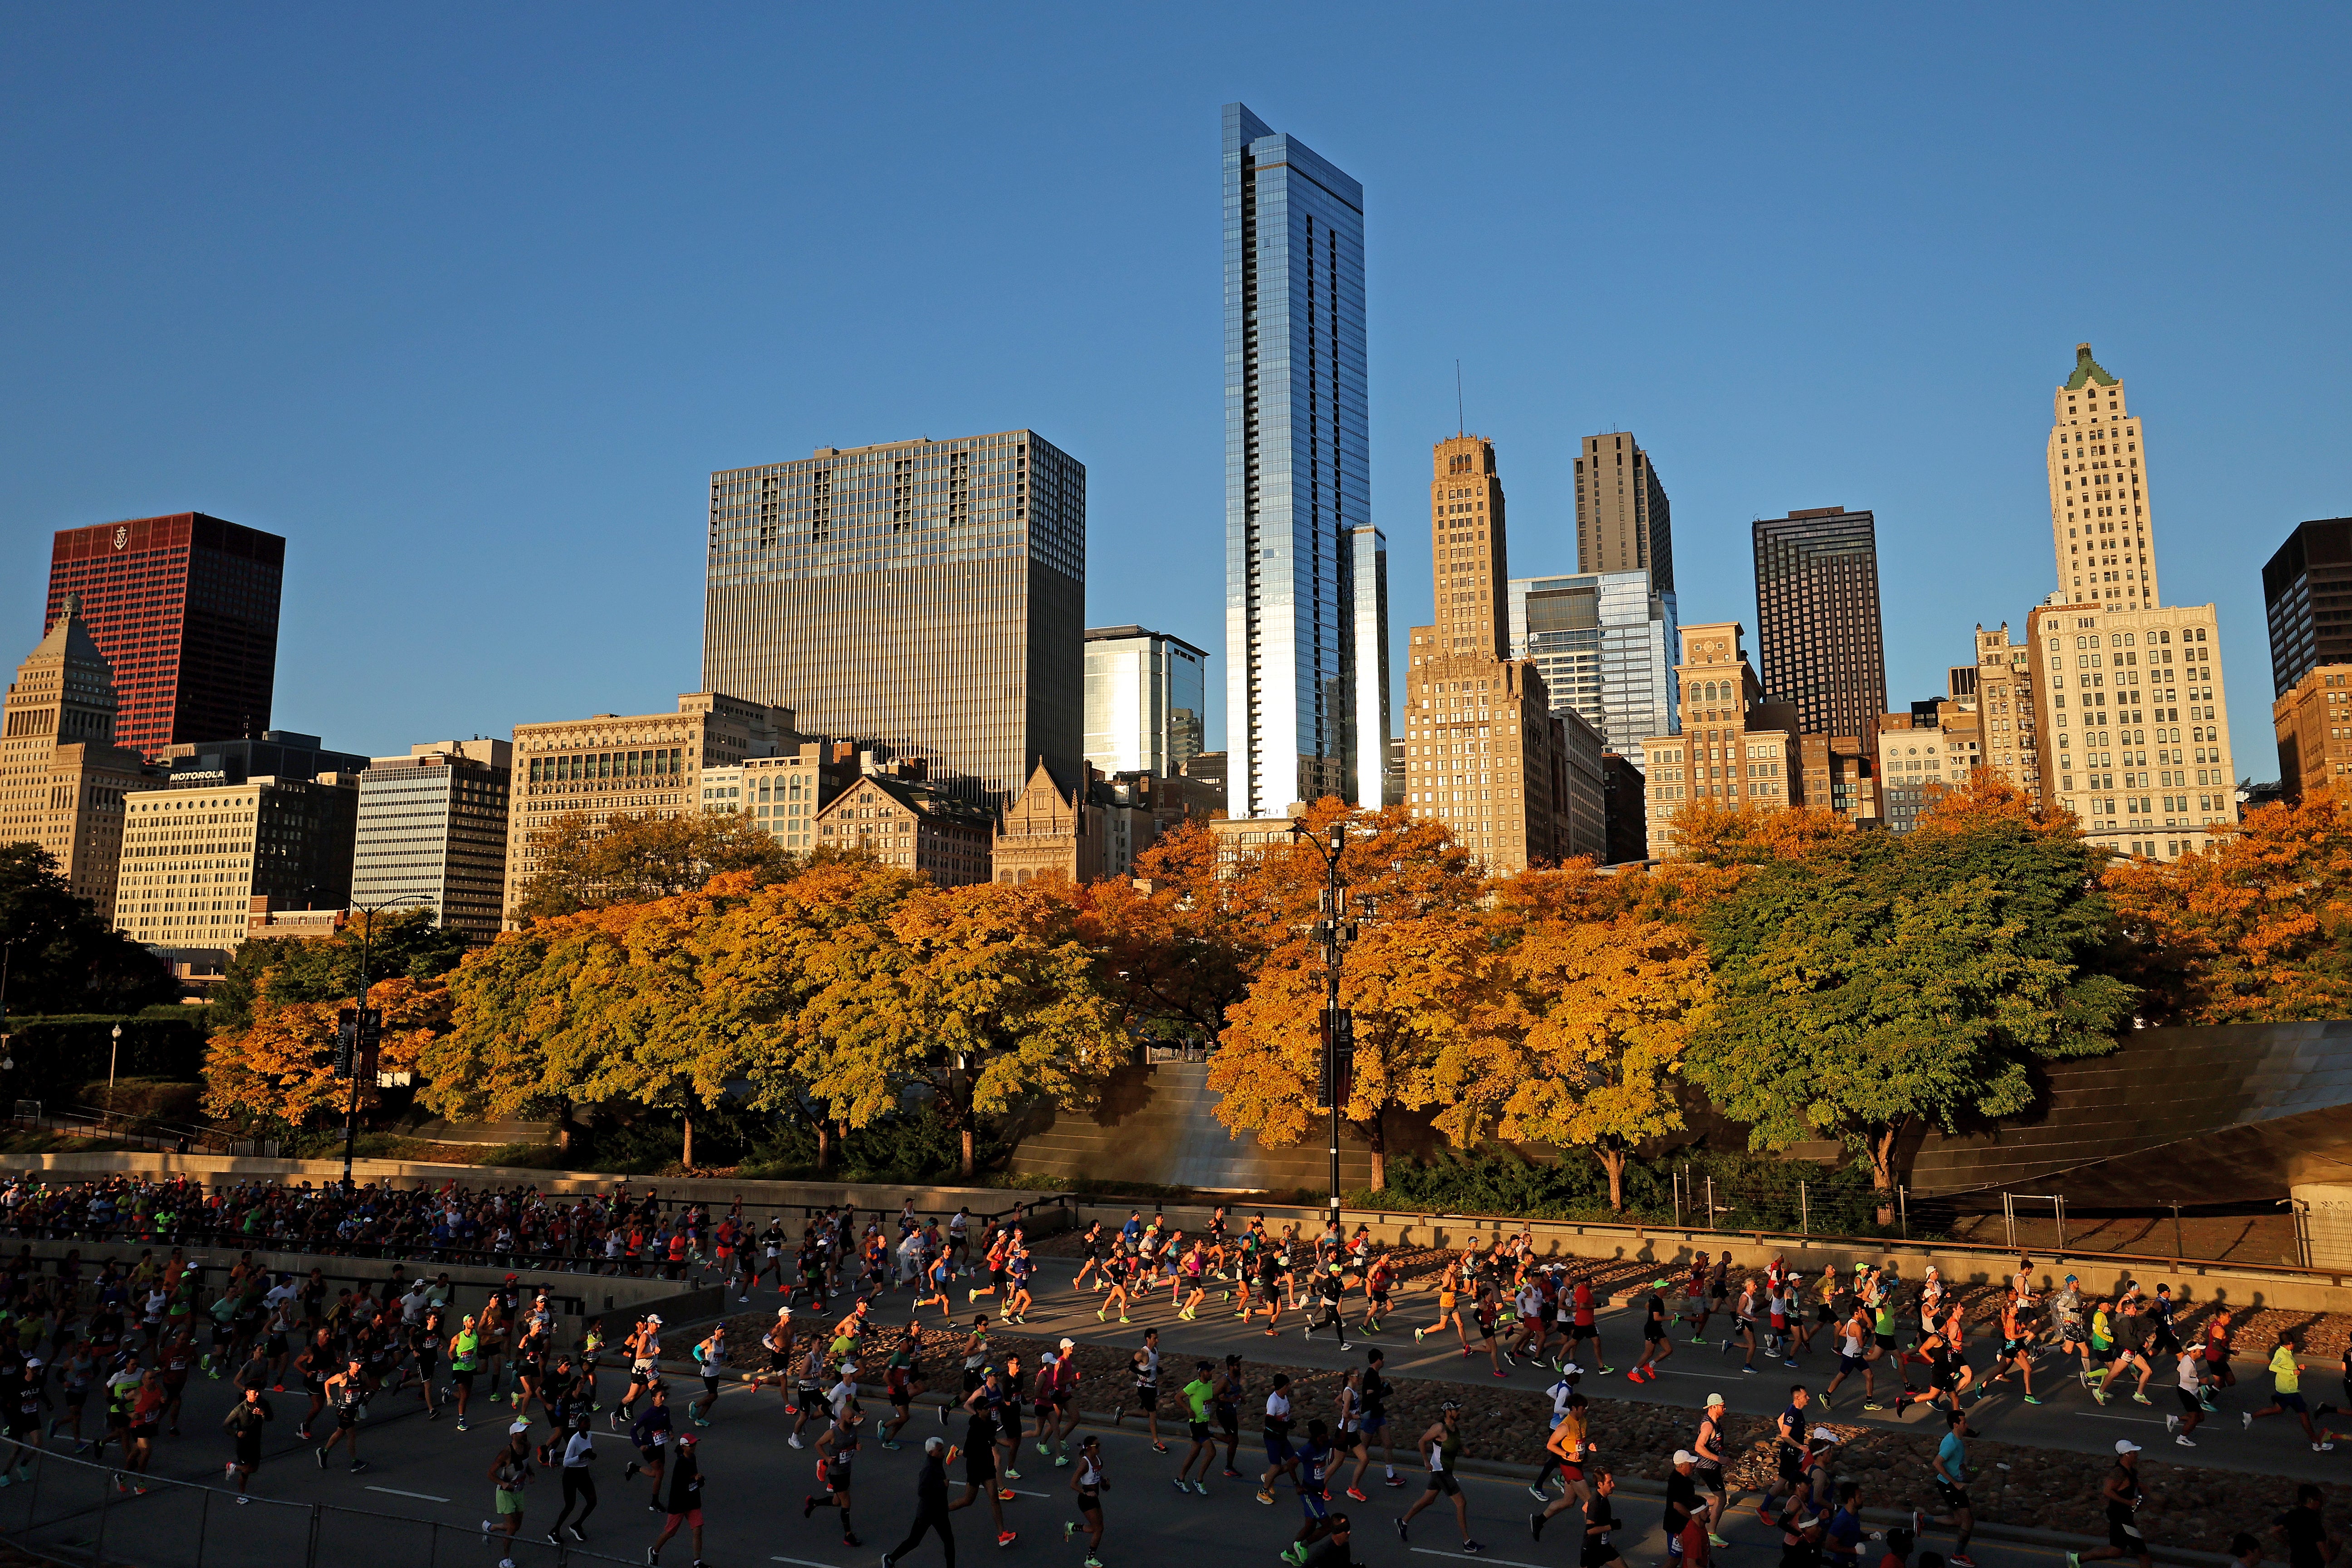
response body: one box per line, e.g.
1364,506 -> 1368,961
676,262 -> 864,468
6,1257 -> 2316,1568
4,1361 -> 2126,1568
962,1259 -> 2351,1484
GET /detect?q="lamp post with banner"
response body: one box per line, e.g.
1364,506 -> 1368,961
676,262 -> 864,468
336,894 -> 428,1192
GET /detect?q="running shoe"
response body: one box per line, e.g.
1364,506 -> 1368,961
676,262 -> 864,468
2176,1436 -> 2196,1448
1347,1487 -> 1368,1502
996,1531 -> 1017,1547
2242,1412 -> 2254,1431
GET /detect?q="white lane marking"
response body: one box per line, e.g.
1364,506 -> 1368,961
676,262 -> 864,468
1006,1486 -> 1053,1496
1412,1549 -> 1551,1568
772,1558 -> 843,1567
2073,1411 -> 2168,1425
365,1485 -> 450,1502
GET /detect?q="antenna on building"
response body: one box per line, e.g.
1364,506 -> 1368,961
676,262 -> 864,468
1455,361 -> 1465,436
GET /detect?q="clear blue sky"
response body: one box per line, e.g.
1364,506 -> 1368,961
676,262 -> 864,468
5,6 -> 2347,778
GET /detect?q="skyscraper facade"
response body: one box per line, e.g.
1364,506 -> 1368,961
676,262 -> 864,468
44,513 -> 284,758
352,740 -> 513,942
1752,505 -> 1887,748
0,599 -> 148,920
2047,343 -> 2159,611
1507,569 -> 1679,755
702,430 -> 1084,804
1639,621 -> 1801,858
1574,432 -> 1673,591
1223,102 -> 1370,816
1401,435 -> 1596,869
2261,517 -> 2352,697
1345,524 -> 1395,805
1083,626 -> 1209,778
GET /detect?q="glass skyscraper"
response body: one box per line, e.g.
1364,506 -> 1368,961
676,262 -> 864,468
1752,505 -> 1887,748
1346,524 -> 1395,804
1507,570 -> 1679,757
1223,102 -> 1372,816
1083,625 -> 1208,777
702,430 -> 1084,804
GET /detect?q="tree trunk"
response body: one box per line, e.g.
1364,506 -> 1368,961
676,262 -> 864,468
814,1120 -> 834,1177
960,1125 -> 975,1179
1599,1149 -> 1627,1211
1868,1118 -> 1907,1227
554,1100 -> 578,1153
681,1113 -> 694,1171
1365,1106 -> 1387,1192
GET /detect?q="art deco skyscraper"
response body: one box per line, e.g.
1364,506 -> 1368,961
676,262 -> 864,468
1222,102 -> 1371,816
2047,343 -> 2159,610
1751,505 -> 1888,747
1574,432 -> 1673,591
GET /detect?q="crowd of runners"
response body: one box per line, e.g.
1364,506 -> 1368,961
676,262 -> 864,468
0,1177 -> 2346,1568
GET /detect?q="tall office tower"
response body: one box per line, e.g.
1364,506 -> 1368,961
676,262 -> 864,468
1345,525 -> 1394,806
702,430 -> 1084,805
1507,569 -> 1679,754
1972,622 -> 2042,806
1222,103 -> 1369,818
116,770 -> 358,951
1083,626 -> 1209,777
1401,436 -> 1597,868
1574,432 -> 1673,591
1752,506 -> 1887,748
1431,435 -> 1510,657
351,740 -> 513,942
2026,600 -> 2235,863
1639,621 -> 1802,858
2262,518 -> 2352,696
506,693 -> 799,922
0,598 -> 148,919
2274,664 -> 2352,802
44,514 -> 284,758
2048,343 -> 2159,610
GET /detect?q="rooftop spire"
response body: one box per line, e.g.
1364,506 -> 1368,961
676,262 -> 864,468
2065,342 -> 2117,391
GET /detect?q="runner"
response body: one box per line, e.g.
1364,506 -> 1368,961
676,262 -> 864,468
1396,1400 -> 1482,1554
805,1402 -> 864,1546
1568,1271 -> 1611,1374
1630,1279 -> 1675,1383
2269,1482 -> 2339,1568
1046,1336 -> 1083,1462
625,1382 -> 675,1498
546,1409 -> 598,1544
1280,1419 -> 1338,1565
2105,1299 -> 2156,1405
1062,1431 -> 1107,1568
1916,1407 -> 1980,1568
2247,1332 -> 2336,1450
450,1312 -> 486,1432
1416,1260 -> 1467,1351
1213,1354 -> 1245,1478
1174,1359 -> 1218,1494
481,1421 -> 535,1568
219,1382 -> 272,1500
1692,1392 -> 1731,1544
1304,1260 -> 1353,1349
2167,1344 -> 2208,1446
1073,1220 -> 1108,1292
1257,1371 -> 1301,1502
687,1325 -> 726,1427
1821,1306 -> 1881,1412
1114,1327 -> 1165,1452
2067,1440 -> 2151,1568
946,1369 -> 1016,1548
1361,1250 -> 1395,1335
880,1324 -> 924,1451
1756,1385 -> 1813,1525
1529,1391 -> 1593,1537
1983,1293 -> 2043,1405
1529,1363 -> 1582,1502
314,1356 -> 369,1474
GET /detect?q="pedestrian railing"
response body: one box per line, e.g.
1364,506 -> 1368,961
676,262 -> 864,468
0,1443 -> 651,1568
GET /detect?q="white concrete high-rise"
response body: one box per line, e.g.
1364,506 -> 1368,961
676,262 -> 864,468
2047,343 -> 2159,611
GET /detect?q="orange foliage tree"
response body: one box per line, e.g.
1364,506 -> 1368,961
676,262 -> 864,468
203,975 -> 448,1129
1207,799 -> 1490,1189
2104,782 -> 2352,1025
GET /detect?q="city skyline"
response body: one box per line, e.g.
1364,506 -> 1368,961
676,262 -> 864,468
3,14 -> 2345,786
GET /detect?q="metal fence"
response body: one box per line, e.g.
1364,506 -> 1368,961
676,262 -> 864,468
0,1445 -> 647,1568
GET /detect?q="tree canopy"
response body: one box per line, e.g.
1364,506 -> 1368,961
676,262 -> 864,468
0,842 -> 177,1017
510,809 -> 791,921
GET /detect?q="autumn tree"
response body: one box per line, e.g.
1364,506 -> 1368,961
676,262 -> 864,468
203,975 -> 448,1129
511,809 -> 788,920
1455,870 -> 1711,1209
2104,782 -> 2352,1025
1072,820 -> 1260,1049
1683,809 -> 2130,1212
212,908 -> 468,1031
797,878 -> 1123,1176
1208,799 -> 1489,1188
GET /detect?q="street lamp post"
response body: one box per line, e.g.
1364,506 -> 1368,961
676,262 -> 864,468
1289,818 -> 1375,1243
338,895 -> 428,1193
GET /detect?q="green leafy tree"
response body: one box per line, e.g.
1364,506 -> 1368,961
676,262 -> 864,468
1683,809 -> 2131,1212
511,810 -> 788,921
0,843 -> 176,1016
211,909 -> 468,1031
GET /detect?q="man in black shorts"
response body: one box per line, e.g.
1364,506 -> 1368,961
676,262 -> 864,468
1630,1280 -> 1674,1384
2069,1439 -> 2149,1568
946,1370 -> 1014,1548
